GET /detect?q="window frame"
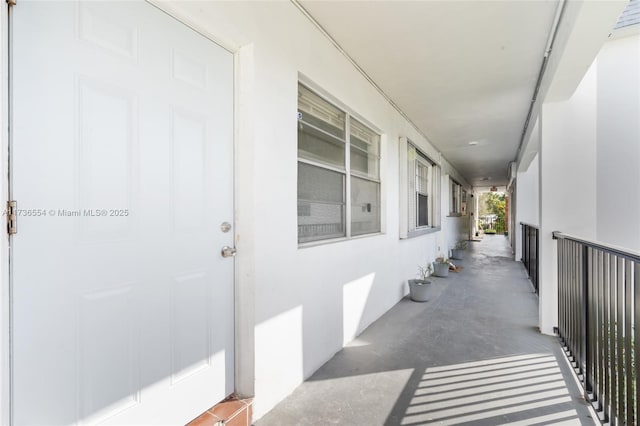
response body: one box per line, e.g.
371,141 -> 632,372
461,189 -> 467,215
450,178 -> 463,216
406,141 -> 440,238
297,82 -> 382,246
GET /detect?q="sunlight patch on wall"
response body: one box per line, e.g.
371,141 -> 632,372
346,338 -> 371,348
342,273 -> 375,345
255,306 -> 303,417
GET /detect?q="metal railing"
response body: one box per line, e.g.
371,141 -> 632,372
553,231 -> 639,425
521,223 -> 539,293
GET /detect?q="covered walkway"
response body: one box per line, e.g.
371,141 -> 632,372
257,236 -> 594,425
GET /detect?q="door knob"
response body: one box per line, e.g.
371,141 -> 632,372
221,246 -> 237,258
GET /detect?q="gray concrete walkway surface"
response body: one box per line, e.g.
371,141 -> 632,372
257,236 -> 595,425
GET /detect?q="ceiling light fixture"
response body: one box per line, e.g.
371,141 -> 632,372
468,141 -> 478,146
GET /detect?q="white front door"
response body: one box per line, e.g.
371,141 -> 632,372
12,1 -> 235,424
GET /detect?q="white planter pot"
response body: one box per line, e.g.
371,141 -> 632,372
408,279 -> 431,302
433,262 -> 449,278
450,249 -> 465,260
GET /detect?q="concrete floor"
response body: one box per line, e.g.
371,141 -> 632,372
256,236 -> 595,426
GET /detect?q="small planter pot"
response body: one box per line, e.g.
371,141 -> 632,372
408,279 -> 431,302
450,249 -> 465,260
433,262 -> 450,278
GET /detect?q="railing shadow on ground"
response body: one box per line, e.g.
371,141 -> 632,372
391,353 -> 583,425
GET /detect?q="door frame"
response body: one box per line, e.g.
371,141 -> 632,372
2,1 -> 11,425
0,2 -> 255,423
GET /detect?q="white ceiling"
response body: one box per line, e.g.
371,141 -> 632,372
299,0 -> 560,186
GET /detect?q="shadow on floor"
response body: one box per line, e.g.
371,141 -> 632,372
256,237 -> 594,425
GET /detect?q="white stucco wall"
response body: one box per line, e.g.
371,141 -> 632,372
538,63 -> 598,335
514,152 -> 540,261
442,214 -> 470,258
441,158 -> 471,258
151,2 -> 470,418
596,33 -> 640,252
516,29 -> 640,336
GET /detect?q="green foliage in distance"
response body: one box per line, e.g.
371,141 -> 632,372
485,192 -> 506,223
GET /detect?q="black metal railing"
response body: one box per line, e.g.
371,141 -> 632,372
553,231 -> 639,425
521,223 -> 539,293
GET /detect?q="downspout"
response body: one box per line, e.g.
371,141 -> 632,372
514,0 -> 567,163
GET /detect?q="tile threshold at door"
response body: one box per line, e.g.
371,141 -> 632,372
187,397 -> 253,426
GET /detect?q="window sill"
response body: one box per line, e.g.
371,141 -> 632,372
298,232 -> 384,249
402,226 -> 441,239
447,213 -> 464,218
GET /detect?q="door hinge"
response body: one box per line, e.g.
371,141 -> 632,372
7,200 -> 17,235
6,0 -> 16,7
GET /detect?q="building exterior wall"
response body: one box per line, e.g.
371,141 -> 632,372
139,4 -> 633,418
149,2 -> 470,418
442,213 -> 470,258
441,157 -> 472,258
517,29 -> 640,335
3,1 -> 628,422
596,32 -> 640,252
538,62 -> 599,335
165,1 -> 633,416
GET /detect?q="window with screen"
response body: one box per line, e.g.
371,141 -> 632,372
407,142 -> 440,233
450,179 -> 462,215
297,83 -> 381,244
